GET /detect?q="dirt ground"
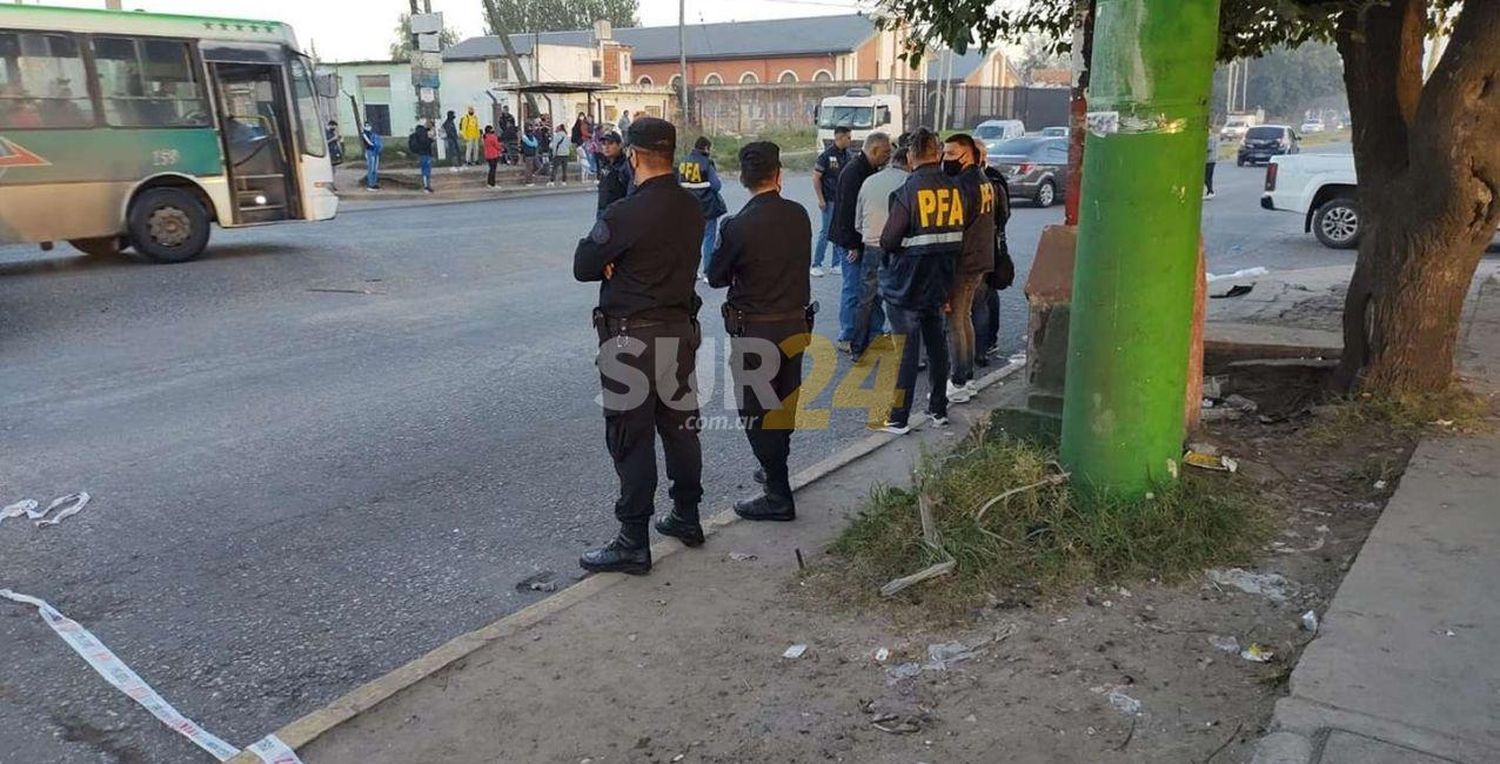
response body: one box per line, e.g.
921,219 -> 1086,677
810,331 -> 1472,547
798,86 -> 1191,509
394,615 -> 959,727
776,381 -> 1416,763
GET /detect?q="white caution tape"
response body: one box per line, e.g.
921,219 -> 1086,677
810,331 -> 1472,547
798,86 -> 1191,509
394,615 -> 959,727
1,499 -> 43,525
0,589 -> 303,763
1,492 -> 90,528
34,492 -> 89,527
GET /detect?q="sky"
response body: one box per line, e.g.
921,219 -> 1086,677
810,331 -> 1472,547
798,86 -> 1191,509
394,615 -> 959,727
21,0 -> 876,62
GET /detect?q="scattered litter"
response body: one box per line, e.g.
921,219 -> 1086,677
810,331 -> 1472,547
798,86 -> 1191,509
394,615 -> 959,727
782,644 -> 808,659
727,552 -> 758,562
1434,419 -> 1455,427
0,499 -> 40,525
627,633 -> 638,642
926,641 -> 979,670
1301,610 -> 1320,633
1300,507 -> 1332,517
1207,568 -> 1295,602
964,713 -> 978,723
0,589 -> 302,762
1185,450 -> 1239,473
1374,479 -> 1388,490
872,718 -> 920,734
1209,635 -> 1241,654
1211,283 -> 1256,299
1203,376 -> 1224,399
1008,351 -> 1027,365
1223,394 -> 1259,413
1435,628 -> 1456,638
1107,688 -> 1142,716
1206,266 -> 1269,283
874,647 -> 890,663
1240,643 -> 1275,663
1187,442 -> 1220,456
672,755 -> 685,762
514,571 -> 558,593
885,662 -> 923,680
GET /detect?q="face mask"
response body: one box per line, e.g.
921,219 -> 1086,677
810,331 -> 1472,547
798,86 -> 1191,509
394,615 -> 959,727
942,159 -> 964,177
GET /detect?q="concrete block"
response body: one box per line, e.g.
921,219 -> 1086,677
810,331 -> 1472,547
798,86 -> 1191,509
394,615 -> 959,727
1251,731 -> 1315,764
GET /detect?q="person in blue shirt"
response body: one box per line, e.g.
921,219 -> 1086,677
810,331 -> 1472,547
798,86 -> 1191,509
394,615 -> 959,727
810,125 -> 853,277
360,121 -> 383,190
678,136 -> 728,280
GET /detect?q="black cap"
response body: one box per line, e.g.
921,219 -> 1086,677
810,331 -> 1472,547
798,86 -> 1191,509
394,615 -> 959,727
625,116 -> 676,154
738,141 -> 781,174
601,131 -> 622,144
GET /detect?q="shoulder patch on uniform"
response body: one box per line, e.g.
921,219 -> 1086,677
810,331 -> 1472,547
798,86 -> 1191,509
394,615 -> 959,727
590,219 -> 612,245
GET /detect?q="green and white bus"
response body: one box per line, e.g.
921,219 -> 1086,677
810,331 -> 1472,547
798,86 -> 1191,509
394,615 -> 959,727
0,4 -> 337,263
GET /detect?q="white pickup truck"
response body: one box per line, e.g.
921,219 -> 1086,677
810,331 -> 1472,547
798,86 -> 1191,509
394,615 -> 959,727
1259,153 -> 1361,249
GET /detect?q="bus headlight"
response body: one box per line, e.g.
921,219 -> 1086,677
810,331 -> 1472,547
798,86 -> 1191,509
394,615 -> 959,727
254,194 -> 268,206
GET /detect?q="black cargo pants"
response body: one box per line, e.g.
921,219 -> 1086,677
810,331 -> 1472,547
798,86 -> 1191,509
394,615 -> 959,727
729,320 -> 809,499
596,320 -> 704,525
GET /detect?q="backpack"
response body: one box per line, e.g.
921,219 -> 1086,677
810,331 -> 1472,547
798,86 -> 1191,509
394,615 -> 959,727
407,130 -> 421,155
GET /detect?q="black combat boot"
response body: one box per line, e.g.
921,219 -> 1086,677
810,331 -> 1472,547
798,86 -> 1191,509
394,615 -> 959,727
734,490 -> 796,522
654,506 -> 705,547
752,468 -> 766,485
579,524 -> 652,575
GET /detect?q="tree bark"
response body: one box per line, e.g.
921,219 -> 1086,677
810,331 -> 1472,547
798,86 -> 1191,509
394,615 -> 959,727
1333,0 -> 1500,394
482,0 -> 540,117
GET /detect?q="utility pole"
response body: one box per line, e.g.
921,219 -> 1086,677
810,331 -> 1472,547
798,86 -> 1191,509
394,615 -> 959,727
678,0 -> 689,125
1059,0 -> 1221,495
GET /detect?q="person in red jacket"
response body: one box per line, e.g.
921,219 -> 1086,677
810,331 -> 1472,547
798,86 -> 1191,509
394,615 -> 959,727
482,125 -> 503,188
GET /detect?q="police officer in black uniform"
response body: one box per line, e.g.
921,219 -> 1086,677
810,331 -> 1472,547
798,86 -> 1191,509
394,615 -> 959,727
573,117 -> 706,574
877,127 -> 966,433
595,131 -> 633,217
706,142 -> 814,521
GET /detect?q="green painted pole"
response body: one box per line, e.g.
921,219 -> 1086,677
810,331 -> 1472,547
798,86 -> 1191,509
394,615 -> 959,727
1059,0 -> 1221,495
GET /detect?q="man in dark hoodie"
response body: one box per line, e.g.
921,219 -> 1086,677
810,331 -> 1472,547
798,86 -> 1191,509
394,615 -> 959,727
829,131 -> 891,357
441,110 -> 461,171
876,128 -> 964,434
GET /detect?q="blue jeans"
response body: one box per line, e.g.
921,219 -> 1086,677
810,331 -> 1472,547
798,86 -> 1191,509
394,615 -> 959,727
886,305 -> 949,426
813,204 -> 844,268
838,247 -> 886,345
364,149 -> 380,188
701,216 -> 721,275
419,154 -> 432,189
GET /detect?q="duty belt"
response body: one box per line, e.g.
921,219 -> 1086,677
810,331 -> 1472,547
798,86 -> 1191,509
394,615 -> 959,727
593,308 -> 692,346
739,308 -> 809,323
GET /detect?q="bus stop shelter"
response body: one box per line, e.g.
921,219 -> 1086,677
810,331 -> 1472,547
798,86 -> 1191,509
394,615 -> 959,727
494,82 -> 617,128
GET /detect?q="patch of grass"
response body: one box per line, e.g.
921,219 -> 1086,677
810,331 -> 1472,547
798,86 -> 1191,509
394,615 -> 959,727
702,127 -> 819,172
1305,387 -> 1496,446
826,435 -> 1272,610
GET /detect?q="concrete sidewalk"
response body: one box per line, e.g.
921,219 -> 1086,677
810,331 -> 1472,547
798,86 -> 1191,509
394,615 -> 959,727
226,365 -> 1026,763
1254,274 -> 1500,764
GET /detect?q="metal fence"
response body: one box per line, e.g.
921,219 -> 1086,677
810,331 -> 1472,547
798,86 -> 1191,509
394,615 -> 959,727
681,81 -> 1071,135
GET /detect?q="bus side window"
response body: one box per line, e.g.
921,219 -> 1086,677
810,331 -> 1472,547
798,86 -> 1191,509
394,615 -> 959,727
0,31 -> 95,129
92,36 -> 209,128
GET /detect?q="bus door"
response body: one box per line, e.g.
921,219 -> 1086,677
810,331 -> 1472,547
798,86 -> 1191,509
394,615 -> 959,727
211,62 -> 298,224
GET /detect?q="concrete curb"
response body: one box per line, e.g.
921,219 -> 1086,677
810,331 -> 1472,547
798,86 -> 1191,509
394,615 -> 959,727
336,183 -> 593,213
227,361 -> 1026,761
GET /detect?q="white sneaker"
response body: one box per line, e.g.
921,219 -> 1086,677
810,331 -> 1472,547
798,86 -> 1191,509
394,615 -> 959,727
810,266 -> 825,277
548,181 -> 555,187
947,382 -> 974,404
876,420 -> 911,435
830,264 -> 843,275
928,413 -> 950,427
963,380 -> 981,394
1203,191 -> 1216,200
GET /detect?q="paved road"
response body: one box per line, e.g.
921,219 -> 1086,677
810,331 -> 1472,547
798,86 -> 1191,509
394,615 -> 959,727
0,154 -> 1343,762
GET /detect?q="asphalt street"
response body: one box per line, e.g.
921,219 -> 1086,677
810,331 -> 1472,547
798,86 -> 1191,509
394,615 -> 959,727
0,153 -> 1343,762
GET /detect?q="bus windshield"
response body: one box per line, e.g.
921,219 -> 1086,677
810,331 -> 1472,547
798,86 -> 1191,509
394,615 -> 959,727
287,54 -> 325,158
819,105 -> 873,129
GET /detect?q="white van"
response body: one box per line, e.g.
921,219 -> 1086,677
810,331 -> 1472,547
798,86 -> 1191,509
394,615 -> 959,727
974,119 -> 1027,152
816,88 -> 903,149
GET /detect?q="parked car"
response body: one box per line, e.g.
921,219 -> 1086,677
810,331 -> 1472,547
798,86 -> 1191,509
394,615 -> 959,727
1039,126 -> 1069,138
1260,154 -> 1360,248
1237,125 -> 1300,166
975,119 -> 1027,152
1220,113 -> 1260,141
987,136 -> 1070,208
1300,118 -> 1326,133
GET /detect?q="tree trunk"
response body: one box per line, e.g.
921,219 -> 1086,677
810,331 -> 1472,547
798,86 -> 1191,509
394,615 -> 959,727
482,0 -> 540,116
1334,0 -> 1500,394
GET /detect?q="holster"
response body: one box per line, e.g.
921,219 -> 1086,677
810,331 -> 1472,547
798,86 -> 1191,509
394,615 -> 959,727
721,302 -> 747,337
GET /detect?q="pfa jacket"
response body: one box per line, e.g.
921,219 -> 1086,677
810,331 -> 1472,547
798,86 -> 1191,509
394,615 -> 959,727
878,164 -> 966,310
676,149 -> 728,220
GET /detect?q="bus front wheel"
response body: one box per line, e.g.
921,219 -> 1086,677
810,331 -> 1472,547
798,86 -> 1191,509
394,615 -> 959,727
128,187 -> 210,264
